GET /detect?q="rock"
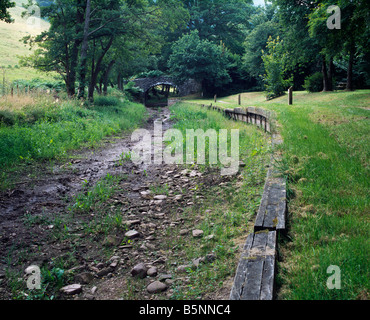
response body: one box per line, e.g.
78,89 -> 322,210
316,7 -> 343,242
158,274 -> 172,281
131,263 -> 147,278
154,195 -> 167,200
176,265 -> 191,273
192,258 -> 202,268
204,234 -> 215,241
104,235 -> 122,246
125,220 -> 141,227
205,253 -> 217,263
91,286 -> 97,294
147,267 -> 158,277
174,195 -> 183,201
60,284 -> 82,295
125,230 -> 140,239
74,272 -> 94,284
97,267 -> 112,277
192,229 -> 204,238
179,229 -> 189,235
140,191 -> 152,199
147,281 -> 167,294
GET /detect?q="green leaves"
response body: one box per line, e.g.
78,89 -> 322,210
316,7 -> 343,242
261,36 -> 292,99
168,31 -> 231,92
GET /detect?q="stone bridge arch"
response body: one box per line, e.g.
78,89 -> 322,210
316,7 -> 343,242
133,76 -> 201,105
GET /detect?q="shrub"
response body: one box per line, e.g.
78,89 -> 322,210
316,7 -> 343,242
124,81 -> 143,101
93,96 -> 120,106
303,72 -> 323,92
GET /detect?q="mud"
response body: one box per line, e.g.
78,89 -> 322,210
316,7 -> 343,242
0,106 -> 237,300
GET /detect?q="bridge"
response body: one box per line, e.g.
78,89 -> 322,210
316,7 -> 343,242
133,76 -> 201,105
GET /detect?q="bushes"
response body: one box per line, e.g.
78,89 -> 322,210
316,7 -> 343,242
93,95 -> 120,106
303,72 -> 323,92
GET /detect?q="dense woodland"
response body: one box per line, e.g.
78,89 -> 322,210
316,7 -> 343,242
2,0 -> 370,100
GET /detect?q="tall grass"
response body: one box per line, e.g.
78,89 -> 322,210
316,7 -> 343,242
0,94 -> 147,184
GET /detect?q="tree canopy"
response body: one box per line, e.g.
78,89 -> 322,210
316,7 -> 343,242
17,0 -> 370,100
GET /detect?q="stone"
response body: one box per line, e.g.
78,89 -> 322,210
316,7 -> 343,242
125,220 -> 141,227
147,281 -> 167,294
154,195 -> 167,200
192,229 -> 204,238
179,229 -> 189,236
204,234 -> 215,241
147,267 -> 158,277
140,191 -> 152,199
104,235 -> 122,246
176,265 -> 191,273
97,267 -> 112,277
192,258 -> 202,268
74,272 -> 94,284
125,230 -> 140,239
131,263 -> 147,278
205,253 -> 217,263
158,274 -> 172,281
60,284 -> 82,295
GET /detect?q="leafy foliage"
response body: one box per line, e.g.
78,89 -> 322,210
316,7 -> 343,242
261,36 -> 292,99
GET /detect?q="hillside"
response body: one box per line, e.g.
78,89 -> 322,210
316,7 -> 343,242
0,0 -> 52,82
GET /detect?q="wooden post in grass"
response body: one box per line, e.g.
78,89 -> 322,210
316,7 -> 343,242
238,94 -> 241,105
288,86 -> 293,105
214,94 -> 217,103
11,86 -> 13,97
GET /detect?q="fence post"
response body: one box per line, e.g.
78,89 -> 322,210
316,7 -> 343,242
214,94 -> 217,103
288,86 -> 293,105
238,94 -> 241,105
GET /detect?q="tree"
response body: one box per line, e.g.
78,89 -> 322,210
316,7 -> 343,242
0,0 -> 15,23
261,36 -> 292,99
243,5 -> 279,88
168,30 -> 231,94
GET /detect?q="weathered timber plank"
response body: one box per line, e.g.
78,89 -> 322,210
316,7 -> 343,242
229,233 -> 254,300
240,259 -> 264,300
230,231 -> 277,300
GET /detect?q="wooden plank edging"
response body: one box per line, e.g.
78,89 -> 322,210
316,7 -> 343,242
198,103 -> 286,300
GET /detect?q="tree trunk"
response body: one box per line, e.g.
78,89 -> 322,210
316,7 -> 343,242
103,60 -> 115,95
322,56 -> 330,92
67,0 -> 85,97
328,57 -> 334,91
87,36 -> 114,101
117,73 -> 123,91
346,45 -> 355,91
77,0 -> 91,99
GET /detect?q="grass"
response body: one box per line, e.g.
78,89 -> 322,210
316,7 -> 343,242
162,102 -> 271,299
0,0 -> 57,83
186,89 -> 370,300
0,92 -> 147,190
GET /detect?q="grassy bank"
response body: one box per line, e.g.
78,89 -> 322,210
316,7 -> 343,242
162,102 -> 271,299
186,90 -> 370,300
0,93 -> 147,189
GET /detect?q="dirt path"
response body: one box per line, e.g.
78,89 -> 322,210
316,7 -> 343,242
0,106 -> 237,300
